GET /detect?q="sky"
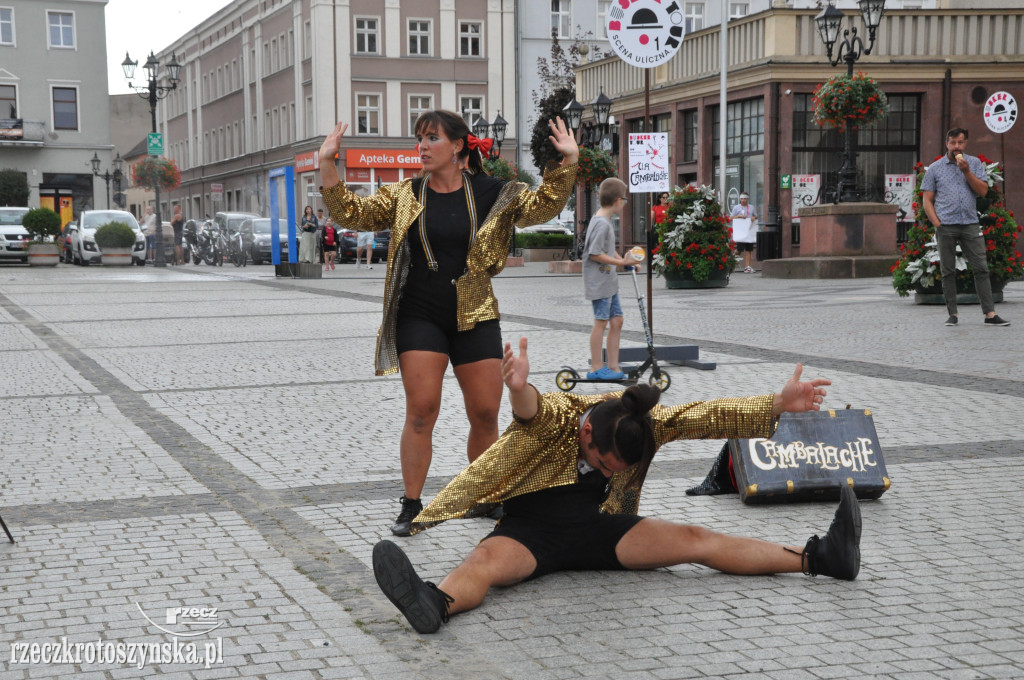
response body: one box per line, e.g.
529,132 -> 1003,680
105,0 -> 235,95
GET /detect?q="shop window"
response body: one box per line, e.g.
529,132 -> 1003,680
791,93 -> 919,204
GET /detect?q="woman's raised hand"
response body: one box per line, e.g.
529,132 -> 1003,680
319,121 -> 348,163
501,338 -> 531,393
548,117 -> 579,166
318,122 -> 348,188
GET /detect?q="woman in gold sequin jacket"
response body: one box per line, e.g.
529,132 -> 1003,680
318,111 -> 579,537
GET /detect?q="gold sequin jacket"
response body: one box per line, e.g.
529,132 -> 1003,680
409,389 -> 778,534
321,163 -> 578,375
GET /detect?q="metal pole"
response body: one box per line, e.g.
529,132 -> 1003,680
644,68 -> 653,334
719,8 -> 728,205
150,77 -> 166,267
104,174 -> 111,209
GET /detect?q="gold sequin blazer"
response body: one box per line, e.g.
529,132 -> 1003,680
321,163 -> 578,375
409,389 -> 778,534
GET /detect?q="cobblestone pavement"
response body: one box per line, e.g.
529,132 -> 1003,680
1,261 -> 1022,679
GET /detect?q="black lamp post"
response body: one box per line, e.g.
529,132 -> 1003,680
472,113 -> 507,161
591,88 -> 612,147
814,0 -> 886,203
91,152 -> 124,210
122,50 -> 181,266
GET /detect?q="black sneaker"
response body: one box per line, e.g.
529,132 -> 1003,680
984,315 -> 1010,326
802,484 -> 861,580
390,496 -> 423,537
372,540 -> 453,634
944,315 -> 958,326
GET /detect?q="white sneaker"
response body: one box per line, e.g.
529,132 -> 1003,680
744,266 -> 754,273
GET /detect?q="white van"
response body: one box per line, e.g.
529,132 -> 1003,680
0,206 -> 31,264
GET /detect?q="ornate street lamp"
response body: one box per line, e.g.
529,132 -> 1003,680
123,51 -> 180,265
91,152 -> 124,210
472,116 -> 489,141
490,112 -> 508,159
561,98 -> 584,134
814,0 -> 886,202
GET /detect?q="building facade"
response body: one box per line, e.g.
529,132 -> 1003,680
0,0 -> 112,222
576,5 -> 1022,258
152,0 -> 517,222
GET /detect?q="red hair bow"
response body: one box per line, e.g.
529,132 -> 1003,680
466,134 -> 493,156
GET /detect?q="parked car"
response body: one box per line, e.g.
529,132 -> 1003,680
515,218 -> 572,236
69,210 -> 146,266
241,217 -> 292,264
0,207 -> 31,264
214,212 -> 259,238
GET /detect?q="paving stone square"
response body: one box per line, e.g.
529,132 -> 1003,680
0,263 -> 1021,678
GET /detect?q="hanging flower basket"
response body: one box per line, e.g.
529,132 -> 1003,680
652,185 -> 735,285
132,156 -> 181,192
576,146 -> 617,190
891,154 -> 1022,299
812,72 -> 890,132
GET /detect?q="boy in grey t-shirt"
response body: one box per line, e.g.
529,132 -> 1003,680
583,178 -> 638,380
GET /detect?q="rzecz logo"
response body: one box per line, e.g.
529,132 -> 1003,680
607,0 -> 685,68
136,604 -> 224,638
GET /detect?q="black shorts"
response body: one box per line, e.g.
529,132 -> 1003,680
322,244 -> 336,253
395,317 -> 502,367
735,241 -> 755,253
484,513 -> 644,580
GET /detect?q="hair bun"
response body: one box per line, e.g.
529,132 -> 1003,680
621,384 -> 660,416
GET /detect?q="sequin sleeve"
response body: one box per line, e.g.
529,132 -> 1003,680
652,395 -> 778,445
320,180 -> 402,232
509,162 -> 578,228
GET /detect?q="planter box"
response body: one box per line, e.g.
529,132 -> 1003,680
100,247 -> 133,266
521,247 -> 567,263
914,275 -> 1005,305
27,243 -> 59,267
663,267 -> 730,289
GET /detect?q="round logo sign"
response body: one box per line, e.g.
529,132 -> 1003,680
607,0 -> 684,68
983,91 -> 1017,134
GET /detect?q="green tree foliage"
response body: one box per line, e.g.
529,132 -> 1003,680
0,168 -> 29,207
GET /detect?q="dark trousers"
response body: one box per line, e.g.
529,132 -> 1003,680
936,222 -> 994,316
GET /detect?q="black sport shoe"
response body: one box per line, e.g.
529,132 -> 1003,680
984,314 -> 1010,326
372,540 -> 453,634
944,315 -> 958,326
802,484 -> 861,580
390,496 -> 423,537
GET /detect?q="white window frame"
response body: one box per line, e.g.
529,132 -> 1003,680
597,2 -> 611,39
729,3 -> 749,19
407,18 -> 432,57
408,94 -> 433,136
354,16 -> 380,55
0,82 -> 18,119
0,6 -> 15,46
459,21 -> 482,57
685,3 -> 704,34
304,20 -> 312,59
271,37 -> 279,72
356,93 -> 381,136
47,10 -> 75,49
50,84 -> 79,131
551,0 -> 570,39
459,96 -> 484,128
